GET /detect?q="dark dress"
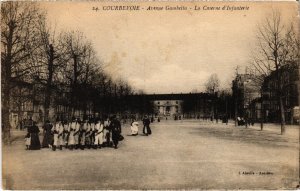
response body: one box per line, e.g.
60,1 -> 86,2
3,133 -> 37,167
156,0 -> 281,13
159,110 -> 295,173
28,125 -> 41,150
111,119 -> 122,148
42,123 -> 54,148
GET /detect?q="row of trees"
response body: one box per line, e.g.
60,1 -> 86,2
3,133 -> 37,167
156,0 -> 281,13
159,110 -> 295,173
1,2 -> 137,144
204,73 -> 233,122
204,10 -> 299,135
248,10 -> 299,134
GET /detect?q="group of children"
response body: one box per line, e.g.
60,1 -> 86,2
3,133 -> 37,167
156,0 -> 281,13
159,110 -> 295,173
25,115 -> 122,151
25,115 -> 153,151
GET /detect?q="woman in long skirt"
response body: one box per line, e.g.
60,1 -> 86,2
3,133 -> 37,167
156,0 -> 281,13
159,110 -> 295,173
63,121 -> 69,148
110,116 -> 122,149
52,121 -> 64,151
68,119 -> 76,150
28,122 -> 41,150
42,120 -> 53,148
130,119 -> 139,136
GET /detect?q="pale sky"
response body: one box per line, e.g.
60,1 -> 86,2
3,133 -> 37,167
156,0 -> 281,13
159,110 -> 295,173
42,1 -> 298,94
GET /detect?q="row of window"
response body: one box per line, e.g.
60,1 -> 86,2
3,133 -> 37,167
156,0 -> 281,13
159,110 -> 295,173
156,101 -> 179,105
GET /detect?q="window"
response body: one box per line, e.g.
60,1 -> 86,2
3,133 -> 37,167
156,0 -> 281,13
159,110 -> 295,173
157,101 -> 160,105
176,101 -> 178,104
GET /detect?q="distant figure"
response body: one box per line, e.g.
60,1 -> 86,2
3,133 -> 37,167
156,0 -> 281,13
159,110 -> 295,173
251,118 -> 254,126
52,120 -> 64,151
157,117 -> 160,122
143,115 -> 151,136
94,118 -> 104,149
25,132 -> 30,150
237,117 -> 245,126
90,119 -> 95,148
74,118 -> 81,149
151,116 -> 154,123
130,119 -> 139,136
27,122 -> 41,150
110,115 -> 122,149
68,118 -> 77,150
19,119 -> 25,130
42,120 -> 54,148
63,121 -> 69,148
103,117 -> 112,147
85,119 -> 92,149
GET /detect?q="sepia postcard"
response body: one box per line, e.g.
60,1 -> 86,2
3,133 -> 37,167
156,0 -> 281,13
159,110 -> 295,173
1,0 -> 299,190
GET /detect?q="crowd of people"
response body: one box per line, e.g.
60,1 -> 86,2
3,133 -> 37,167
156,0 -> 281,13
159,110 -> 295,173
25,115 -> 152,151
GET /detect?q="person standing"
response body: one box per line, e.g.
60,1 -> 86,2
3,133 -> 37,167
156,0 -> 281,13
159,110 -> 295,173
90,119 -> 95,148
103,116 -> 111,147
73,118 -> 81,149
110,115 -> 122,149
52,121 -> 59,151
42,120 -> 54,148
63,120 -> 69,148
85,119 -> 92,149
94,119 -> 104,149
142,115 -> 151,136
27,122 -> 41,150
52,120 -> 64,151
68,118 -> 76,150
25,129 -> 31,150
130,119 -> 139,136
57,121 -> 64,150
80,119 -> 87,150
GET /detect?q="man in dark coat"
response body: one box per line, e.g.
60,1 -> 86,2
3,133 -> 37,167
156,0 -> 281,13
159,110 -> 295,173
110,115 -> 122,149
142,115 -> 151,136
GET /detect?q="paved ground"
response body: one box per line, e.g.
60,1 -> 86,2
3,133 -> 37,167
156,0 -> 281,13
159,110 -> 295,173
2,120 -> 299,189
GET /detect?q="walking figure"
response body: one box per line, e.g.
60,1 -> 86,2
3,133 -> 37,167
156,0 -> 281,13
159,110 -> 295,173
110,115 -> 122,149
142,115 -> 151,136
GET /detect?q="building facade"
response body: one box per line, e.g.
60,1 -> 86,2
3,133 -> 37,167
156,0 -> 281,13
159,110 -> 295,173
153,100 -> 183,116
145,93 -> 216,119
232,74 -> 261,119
261,63 -> 299,124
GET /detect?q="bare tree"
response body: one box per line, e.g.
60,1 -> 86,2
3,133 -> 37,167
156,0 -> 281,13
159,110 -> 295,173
251,10 -> 299,135
205,73 -> 220,94
1,2 -> 43,144
30,13 -> 68,122
60,31 -> 93,116
205,73 -> 220,121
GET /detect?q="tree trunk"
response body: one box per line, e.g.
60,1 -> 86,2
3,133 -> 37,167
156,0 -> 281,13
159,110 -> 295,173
279,96 -> 286,135
44,45 -> 54,122
44,44 -> 54,122
2,83 -> 11,144
2,20 -> 14,144
44,90 -> 51,121
260,90 -> 264,131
